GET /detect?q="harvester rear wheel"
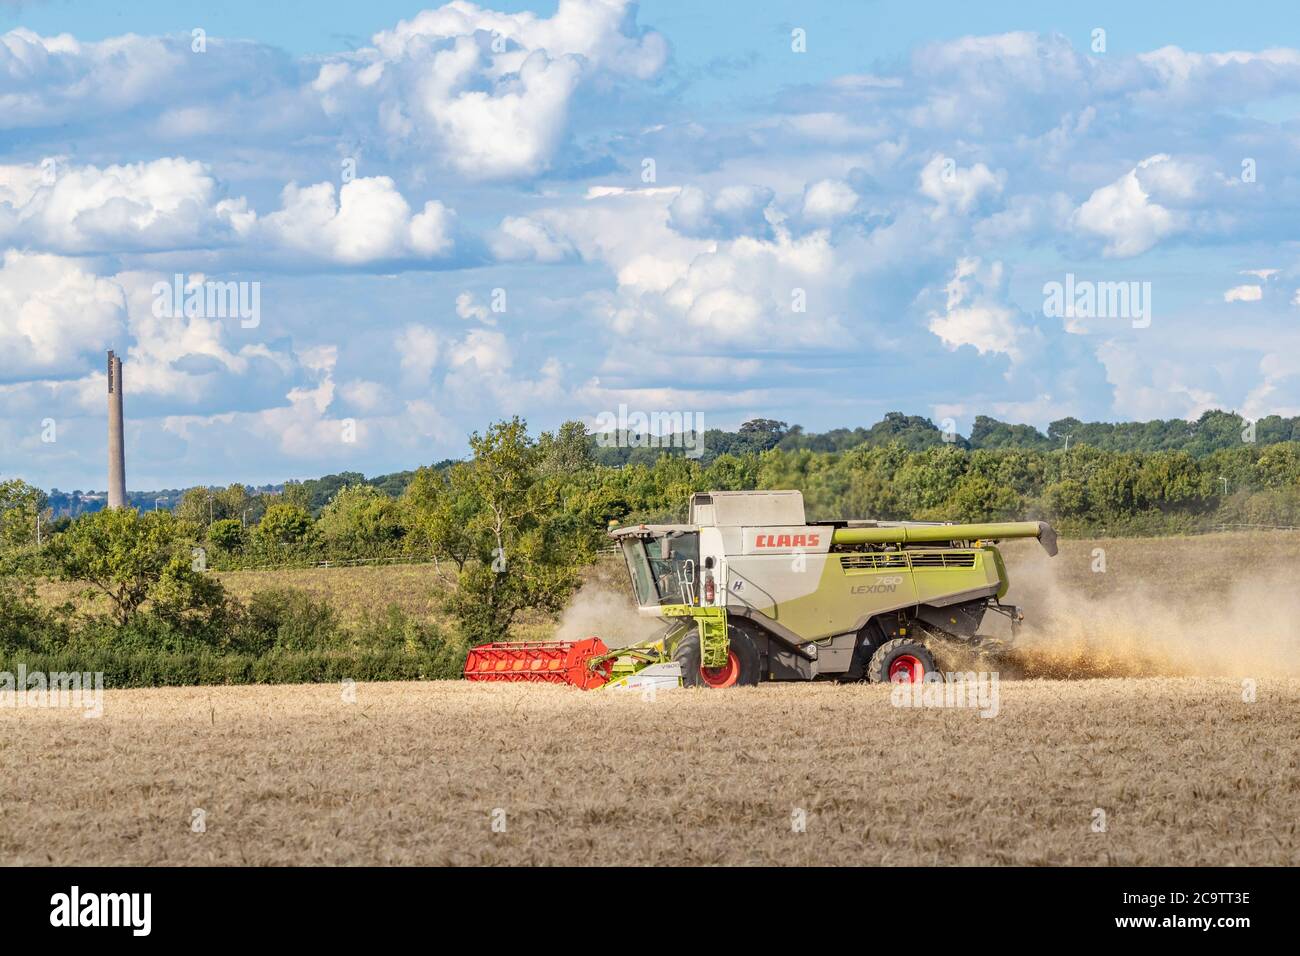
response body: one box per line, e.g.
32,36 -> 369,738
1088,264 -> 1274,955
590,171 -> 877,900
867,638 -> 937,684
674,627 -> 761,688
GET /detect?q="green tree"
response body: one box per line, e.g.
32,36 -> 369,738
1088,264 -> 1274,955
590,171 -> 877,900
536,420 -> 596,478
942,474 -> 1022,522
402,466 -> 478,567
1087,454 -> 1141,516
863,412 -> 954,451
215,483 -> 256,525
298,471 -> 366,513
175,486 -> 218,528
0,478 -> 48,549
1042,478 -> 1088,519
254,503 -> 315,546
739,418 -> 788,436
969,415 -> 1052,450
279,481 -> 312,511
0,573 -> 64,653
893,446 -> 970,513
316,484 -> 404,555
705,452 -> 758,490
207,518 -> 245,552
47,508 -> 221,626
417,418 -> 597,644
1134,451 -> 1204,509
1253,443 -> 1300,489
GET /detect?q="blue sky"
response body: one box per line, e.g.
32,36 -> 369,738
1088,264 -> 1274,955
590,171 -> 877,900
2,0 -> 1300,490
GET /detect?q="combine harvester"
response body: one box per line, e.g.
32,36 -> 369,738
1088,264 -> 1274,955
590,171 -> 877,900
464,490 -> 1057,690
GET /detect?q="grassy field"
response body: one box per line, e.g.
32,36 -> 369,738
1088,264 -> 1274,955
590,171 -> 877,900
35,559 -> 556,639
36,561 -> 451,622
3,678 -> 1296,866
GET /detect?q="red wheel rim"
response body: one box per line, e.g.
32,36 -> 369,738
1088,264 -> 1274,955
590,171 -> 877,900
700,650 -> 741,688
888,654 -> 924,683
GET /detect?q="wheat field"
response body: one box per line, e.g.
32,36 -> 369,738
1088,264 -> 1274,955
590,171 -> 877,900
2,678 -> 1297,866
5,530 -> 1300,866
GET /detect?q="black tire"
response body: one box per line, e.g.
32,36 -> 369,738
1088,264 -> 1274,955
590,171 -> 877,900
842,621 -> 886,682
673,626 -> 761,688
867,638 -> 938,684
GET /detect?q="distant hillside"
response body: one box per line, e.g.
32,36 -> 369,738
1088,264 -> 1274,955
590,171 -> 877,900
589,409 -> 1294,466
42,465 -> 457,519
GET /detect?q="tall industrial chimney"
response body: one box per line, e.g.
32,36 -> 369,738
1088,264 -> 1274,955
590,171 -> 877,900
107,350 -> 127,509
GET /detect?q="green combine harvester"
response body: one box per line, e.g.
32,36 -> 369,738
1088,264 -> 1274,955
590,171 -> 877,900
463,489 -> 1057,689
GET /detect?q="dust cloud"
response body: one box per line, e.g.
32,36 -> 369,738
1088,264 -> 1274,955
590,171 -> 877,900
560,535 -> 1300,679
1001,539 -> 1300,679
553,585 -> 664,649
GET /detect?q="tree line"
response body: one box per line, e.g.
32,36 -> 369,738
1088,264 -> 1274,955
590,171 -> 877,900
589,409 -> 1299,465
32,409 -> 1297,522
3,415 -> 1299,685
6,414 -> 1300,568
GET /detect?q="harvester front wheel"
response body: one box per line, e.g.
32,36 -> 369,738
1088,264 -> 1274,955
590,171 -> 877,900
867,638 -> 937,684
674,627 -> 761,688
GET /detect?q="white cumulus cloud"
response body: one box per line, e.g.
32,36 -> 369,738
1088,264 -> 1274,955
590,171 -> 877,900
259,177 -> 455,264
669,184 -> 774,237
801,179 -> 859,223
1073,154 -> 1184,257
918,154 -> 1003,219
314,0 -> 667,181
0,251 -> 127,381
0,157 -> 252,253
1224,284 -> 1263,303
927,257 -> 1027,362
490,215 -> 575,262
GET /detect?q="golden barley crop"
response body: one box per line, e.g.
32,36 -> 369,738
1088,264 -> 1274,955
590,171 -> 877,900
6,530 -> 1299,866
2,678 -> 1297,866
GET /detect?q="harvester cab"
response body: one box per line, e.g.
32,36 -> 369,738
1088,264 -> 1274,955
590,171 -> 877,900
636,527 -> 700,608
464,489 -> 1058,691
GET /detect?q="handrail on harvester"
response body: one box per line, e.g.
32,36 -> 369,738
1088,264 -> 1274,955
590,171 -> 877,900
830,520 -> 1058,556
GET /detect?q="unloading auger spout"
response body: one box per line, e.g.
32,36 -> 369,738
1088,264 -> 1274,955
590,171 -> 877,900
830,520 -> 1058,556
